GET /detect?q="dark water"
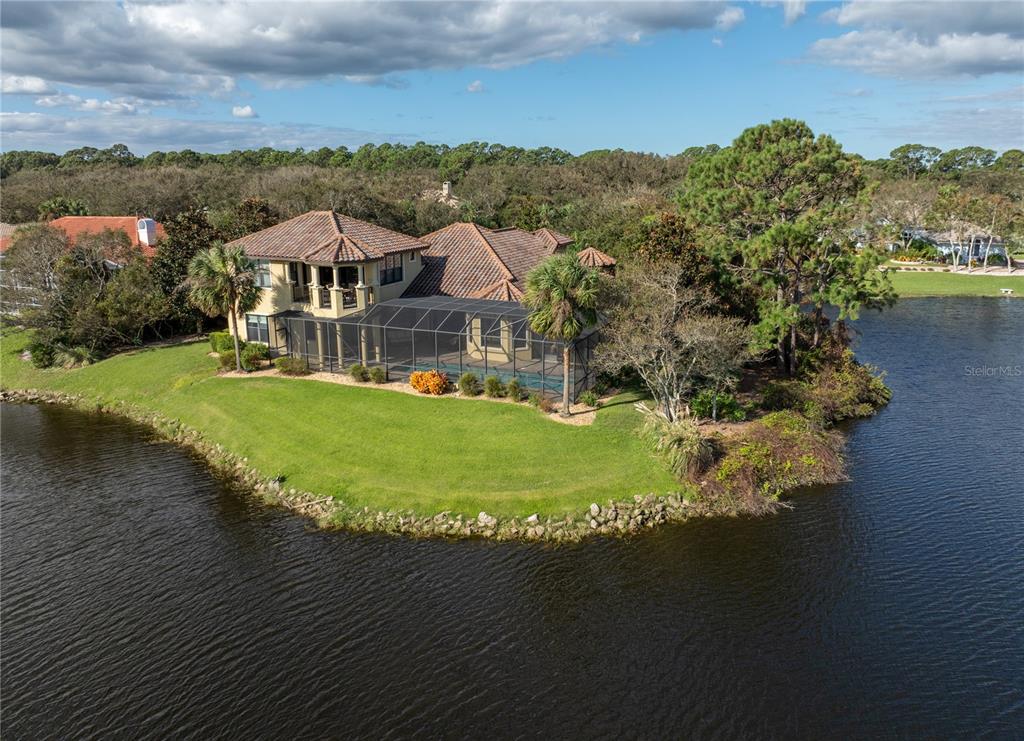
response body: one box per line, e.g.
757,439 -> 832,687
2,297 -> 1022,740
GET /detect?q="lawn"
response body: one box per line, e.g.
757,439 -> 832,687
889,270 -> 1023,298
0,329 -> 678,517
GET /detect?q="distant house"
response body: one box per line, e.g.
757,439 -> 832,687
226,211 -> 615,399
0,216 -> 165,313
899,226 -> 1006,264
49,216 -> 165,260
0,223 -> 18,254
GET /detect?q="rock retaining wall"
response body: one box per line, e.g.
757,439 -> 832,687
1,388 -> 713,542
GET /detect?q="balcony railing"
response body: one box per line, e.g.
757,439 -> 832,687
319,287 -> 332,308
291,284 -> 310,303
340,287 -> 357,308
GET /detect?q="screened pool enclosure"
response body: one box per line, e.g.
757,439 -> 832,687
265,296 -> 600,400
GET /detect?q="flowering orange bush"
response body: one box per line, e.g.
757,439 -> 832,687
409,369 -> 449,395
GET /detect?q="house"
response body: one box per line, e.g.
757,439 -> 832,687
0,216 -> 164,313
898,226 -> 1006,264
0,223 -> 18,254
228,211 -> 613,399
49,216 -> 165,260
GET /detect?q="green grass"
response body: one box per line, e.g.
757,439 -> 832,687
0,328 -> 678,517
889,270 -> 1023,298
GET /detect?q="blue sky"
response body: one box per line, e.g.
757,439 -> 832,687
1,1 -> 1022,158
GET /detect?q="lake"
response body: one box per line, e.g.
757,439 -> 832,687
2,297 -> 1022,739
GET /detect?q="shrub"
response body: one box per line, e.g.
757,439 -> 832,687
705,410 -> 844,513
528,392 -> 554,413
349,363 -> 370,382
578,389 -> 601,408
369,366 -> 387,384
410,369 -> 449,395
241,343 -> 269,370
27,340 -> 55,368
208,331 -> 231,353
483,375 -> 505,398
274,356 -> 310,376
692,389 -> 746,422
218,351 -> 237,370
458,372 -> 481,396
505,377 -> 523,401
638,409 -> 717,481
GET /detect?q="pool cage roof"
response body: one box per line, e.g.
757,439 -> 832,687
333,295 -> 599,343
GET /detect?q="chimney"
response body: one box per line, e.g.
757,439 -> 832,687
137,218 -> 157,246
441,181 -> 452,198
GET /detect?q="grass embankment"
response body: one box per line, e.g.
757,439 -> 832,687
889,270 -> 1022,298
0,329 -> 678,518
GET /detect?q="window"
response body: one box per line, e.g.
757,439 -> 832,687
380,254 -> 403,285
246,314 -> 269,344
287,262 -> 299,284
409,251 -> 417,263
255,259 -> 272,288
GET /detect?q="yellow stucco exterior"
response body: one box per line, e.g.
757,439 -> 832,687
232,250 -> 424,341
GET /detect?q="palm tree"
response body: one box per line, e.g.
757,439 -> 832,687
187,242 -> 262,372
524,253 -> 600,416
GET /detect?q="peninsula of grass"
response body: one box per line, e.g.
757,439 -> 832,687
889,270 -> 1023,298
0,329 -> 679,519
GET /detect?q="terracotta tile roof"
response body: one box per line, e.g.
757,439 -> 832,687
226,210 -> 427,263
576,246 -> 617,268
0,223 -> 18,254
471,278 -> 525,302
533,227 -> 573,252
404,222 -> 575,301
49,216 -> 165,258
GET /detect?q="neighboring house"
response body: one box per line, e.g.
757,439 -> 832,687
0,223 -> 18,255
0,216 -> 164,314
898,226 -> 1006,264
49,216 -> 165,261
420,180 -> 462,208
227,211 -> 614,399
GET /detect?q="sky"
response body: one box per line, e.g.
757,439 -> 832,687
1,1 -> 1022,159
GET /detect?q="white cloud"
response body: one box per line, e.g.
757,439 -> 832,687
874,105 -> 1024,152
714,6 -> 744,31
1,74 -> 54,94
0,110 -> 415,154
761,1 -> 806,26
33,93 -> 139,114
711,37 -> 724,47
810,30 -> 1024,78
810,1 -> 1024,78
466,80 -> 485,94
232,104 -> 258,118
0,1 -> 746,101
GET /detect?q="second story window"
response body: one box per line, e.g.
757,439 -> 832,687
254,259 -> 272,288
380,254 -> 403,285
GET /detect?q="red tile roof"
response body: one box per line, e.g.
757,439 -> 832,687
49,216 -> 165,258
0,223 -> 18,254
576,246 -> 617,268
404,223 -> 576,301
226,210 -> 427,263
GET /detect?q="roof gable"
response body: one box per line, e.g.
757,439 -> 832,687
404,222 -> 573,301
226,210 -> 427,263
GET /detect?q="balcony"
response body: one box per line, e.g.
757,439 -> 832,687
319,287 -> 332,308
291,284 -> 310,303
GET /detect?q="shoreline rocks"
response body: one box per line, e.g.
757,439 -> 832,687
0,387 -> 747,543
